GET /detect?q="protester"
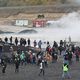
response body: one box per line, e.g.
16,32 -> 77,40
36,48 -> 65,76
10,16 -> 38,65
38,40 -> 42,49
62,63 -> 71,80
14,53 -> 20,72
15,37 -> 18,46
4,37 -> 8,44
27,38 -> 31,46
10,36 -> 12,44
75,47 -> 80,62
2,60 -> 7,74
38,60 -> 45,76
0,37 -> 80,80
33,40 -> 37,48
20,51 -> 25,65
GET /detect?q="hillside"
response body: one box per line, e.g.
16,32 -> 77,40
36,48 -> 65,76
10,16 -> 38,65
0,0 -> 79,26
0,0 -> 68,7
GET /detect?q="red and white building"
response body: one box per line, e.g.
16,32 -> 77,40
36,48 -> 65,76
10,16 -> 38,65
33,19 -> 47,27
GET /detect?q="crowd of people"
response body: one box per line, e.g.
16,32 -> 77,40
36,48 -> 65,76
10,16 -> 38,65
0,36 -> 43,48
0,36 -> 80,80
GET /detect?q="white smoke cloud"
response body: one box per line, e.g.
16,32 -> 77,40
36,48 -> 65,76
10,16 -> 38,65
70,0 -> 80,4
1,11 -> 80,43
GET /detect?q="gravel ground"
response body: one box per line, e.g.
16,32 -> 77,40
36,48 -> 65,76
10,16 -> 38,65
0,56 -> 80,80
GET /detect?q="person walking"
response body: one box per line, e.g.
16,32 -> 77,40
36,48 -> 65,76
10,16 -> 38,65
14,53 -> 20,72
38,60 -> 45,76
15,57 -> 20,72
62,63 -> 71,80
2,60 -> 7,74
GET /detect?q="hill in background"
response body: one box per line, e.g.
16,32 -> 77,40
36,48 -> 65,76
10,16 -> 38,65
0,0 -> 69,7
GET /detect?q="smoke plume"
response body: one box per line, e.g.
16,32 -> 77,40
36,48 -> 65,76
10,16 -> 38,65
70,0 -> 80,4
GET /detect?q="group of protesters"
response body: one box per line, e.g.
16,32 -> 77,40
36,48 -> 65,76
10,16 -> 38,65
3,36 -> 43,49
0,37 -> 80,80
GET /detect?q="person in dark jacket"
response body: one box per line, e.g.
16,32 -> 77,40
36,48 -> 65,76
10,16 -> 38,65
15,37 -> 18,46
2,60 -> 7,74
27,38 -> 31,46
38,40 -> 42,49
4,37 -> 8,44
33,40 -> 37,47
10,36 -> 12,44
14,53 -> 20,72
75,48 -> 80,62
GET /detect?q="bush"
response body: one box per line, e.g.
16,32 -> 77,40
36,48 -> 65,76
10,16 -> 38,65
38,14 -> 44,18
